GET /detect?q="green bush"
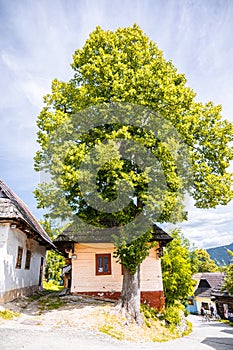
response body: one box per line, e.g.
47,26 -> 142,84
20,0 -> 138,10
140,304 -> 159,320
161,302 -> 186,325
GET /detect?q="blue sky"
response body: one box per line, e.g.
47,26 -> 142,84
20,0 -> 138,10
0,0 -> 233,249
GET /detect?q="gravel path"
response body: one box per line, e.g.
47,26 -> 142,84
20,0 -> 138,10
0,295 -> 233,350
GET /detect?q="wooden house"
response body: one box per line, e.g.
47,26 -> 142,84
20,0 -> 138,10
186,272 -> 224,315
211,279 -> 233,320
0,179 -> 55,302
55,223 -> 172,309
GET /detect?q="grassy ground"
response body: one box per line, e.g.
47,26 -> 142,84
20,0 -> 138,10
42,280 -> 64,292
0,309 -> 20,320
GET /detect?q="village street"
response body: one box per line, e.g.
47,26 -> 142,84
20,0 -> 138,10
0,312 -> 233,350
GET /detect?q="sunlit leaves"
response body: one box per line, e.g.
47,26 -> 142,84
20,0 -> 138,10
161,229 -> 196,305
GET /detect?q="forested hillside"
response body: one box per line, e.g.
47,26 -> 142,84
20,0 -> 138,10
207,243 -> 233,265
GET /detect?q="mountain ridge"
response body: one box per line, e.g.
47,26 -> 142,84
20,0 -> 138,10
207,242 -> 233,265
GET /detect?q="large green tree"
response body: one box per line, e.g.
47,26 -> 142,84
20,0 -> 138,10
34,25 -> 233,323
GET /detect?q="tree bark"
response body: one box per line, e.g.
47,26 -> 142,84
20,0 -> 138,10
118,265 -> 143,325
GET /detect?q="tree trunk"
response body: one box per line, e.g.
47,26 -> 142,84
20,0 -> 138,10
118,264 -> 143,325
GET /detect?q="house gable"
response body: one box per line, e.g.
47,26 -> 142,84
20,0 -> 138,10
0,179 -> 55,302
0,179 -> 55,249
188,272 -> 225,315
198,279 -> 211,289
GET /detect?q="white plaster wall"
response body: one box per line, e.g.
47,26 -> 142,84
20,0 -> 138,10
0,224 -> 9,295
0,223 -> 46,296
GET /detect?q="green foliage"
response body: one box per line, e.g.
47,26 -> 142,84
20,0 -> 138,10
41,220 -> 65,283
44,250 -> 65,283
161,229 -> 196,306
222,264 -> 233,294
222,251 -> 233,294
190,248 -> 218,273
163,303 -> 184,325
114,231 -> 155,273
34,25 -> 233,298
0,310 -> 20,320
140,303 -> 159,320
141,302 -> 192,337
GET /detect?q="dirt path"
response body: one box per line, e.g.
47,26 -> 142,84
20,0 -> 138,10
0,294 -> 233,350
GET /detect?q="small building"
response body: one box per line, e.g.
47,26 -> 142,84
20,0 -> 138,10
186,272 -> 224,315
211,280 -> 233,320
0,179 -> 55,302
55,223 -> 172,310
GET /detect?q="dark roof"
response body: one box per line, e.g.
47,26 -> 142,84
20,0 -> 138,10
0,179 -> 55,249
211,274 -> 233,298
150,224 -> 173,244
54,222 -> 172,254
193,272 -> 224,298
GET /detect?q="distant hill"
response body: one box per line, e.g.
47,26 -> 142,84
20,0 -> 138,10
207,242 -> 233,266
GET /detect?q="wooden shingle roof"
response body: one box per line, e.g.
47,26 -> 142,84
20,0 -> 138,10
210,274 -> 233,298
54,221 -> 172,254
0,179 -> 55,249
193,272 -> 224,298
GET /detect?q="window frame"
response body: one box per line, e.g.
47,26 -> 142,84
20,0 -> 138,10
95,253 -> 111,275
25,249 -> 32,270
15,246 -> 23,269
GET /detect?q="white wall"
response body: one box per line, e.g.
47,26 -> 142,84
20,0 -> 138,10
0,223 -> 8,295
0,223 -> 46,299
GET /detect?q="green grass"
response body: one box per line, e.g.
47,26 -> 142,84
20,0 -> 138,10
99,324 -> 124,340
28,293 -> 42,301
38,297 -> 66,314
43,280 -> 64,292
0,310 -> 20,320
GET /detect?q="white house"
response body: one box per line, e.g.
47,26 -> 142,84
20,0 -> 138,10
0,179 -> 55,302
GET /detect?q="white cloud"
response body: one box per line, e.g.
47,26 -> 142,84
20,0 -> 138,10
180,199 -> 233,249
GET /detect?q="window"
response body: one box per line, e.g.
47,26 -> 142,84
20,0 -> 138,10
25,250 -> 32,270
15,246 -> 23,269
96,254 -> 111,275
188,298 -> 194,306
202,302 -> 209,310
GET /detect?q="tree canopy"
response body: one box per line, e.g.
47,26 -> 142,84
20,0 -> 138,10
190,248 -> 218,274
35,25 -> 233,221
